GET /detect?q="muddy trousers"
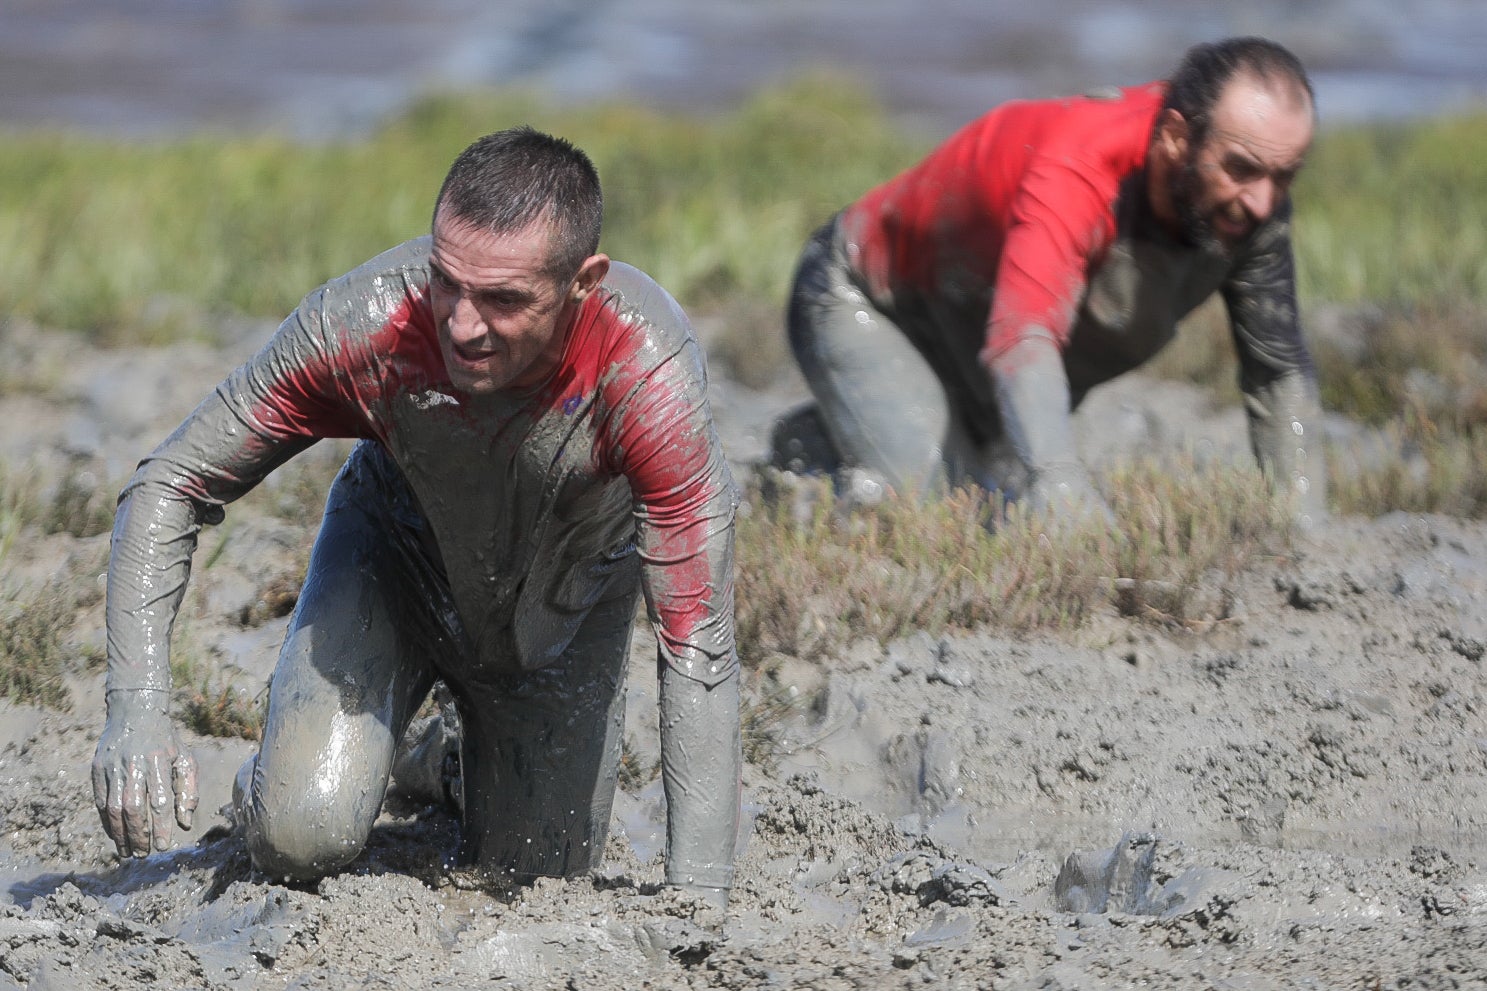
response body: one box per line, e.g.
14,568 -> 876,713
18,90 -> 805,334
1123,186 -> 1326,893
234,442 -> 634,883
784,218 -> 1023,497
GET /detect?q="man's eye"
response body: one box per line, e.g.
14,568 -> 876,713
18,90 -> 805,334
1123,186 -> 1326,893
430,269 -> 456,291
479,292 -> 530,310
1224,158 -> 1263,183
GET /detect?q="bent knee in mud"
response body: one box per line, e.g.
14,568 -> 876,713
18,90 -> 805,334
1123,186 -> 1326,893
245,812 -> 371,882
234,757 -> 379,881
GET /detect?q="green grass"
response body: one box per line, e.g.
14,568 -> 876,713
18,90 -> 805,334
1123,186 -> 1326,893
0,75 -> 919,345
1293,113 -> 1487,309
3,79 -> 1484,345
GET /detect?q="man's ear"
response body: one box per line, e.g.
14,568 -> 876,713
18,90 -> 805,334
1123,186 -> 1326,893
568,254 -> 611,304
1155,108 -> 1190,163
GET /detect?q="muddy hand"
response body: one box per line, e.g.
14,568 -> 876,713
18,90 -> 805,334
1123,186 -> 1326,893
91,689 -> 199,857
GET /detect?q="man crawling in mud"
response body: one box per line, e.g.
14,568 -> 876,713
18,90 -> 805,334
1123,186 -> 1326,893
91,127 -> 741,910
774,36 -> 1327,526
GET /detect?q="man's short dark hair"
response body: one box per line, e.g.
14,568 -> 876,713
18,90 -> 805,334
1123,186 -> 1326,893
433,126 -> 603,280
1164,37 -> 1314,148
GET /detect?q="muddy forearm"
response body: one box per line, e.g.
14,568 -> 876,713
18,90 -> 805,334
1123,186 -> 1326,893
986,329 -> 1105,514
1244,369 -> 1328,527
105,474 -> 207,694
658,662 -> 741,890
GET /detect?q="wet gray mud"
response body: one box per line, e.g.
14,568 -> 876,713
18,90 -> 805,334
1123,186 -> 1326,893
2,314 -> 1486,989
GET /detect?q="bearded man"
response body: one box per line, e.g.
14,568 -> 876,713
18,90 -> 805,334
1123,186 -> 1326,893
774,36 -> 1326,525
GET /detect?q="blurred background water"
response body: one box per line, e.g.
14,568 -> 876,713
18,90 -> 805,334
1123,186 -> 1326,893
2,0 -> 1485,139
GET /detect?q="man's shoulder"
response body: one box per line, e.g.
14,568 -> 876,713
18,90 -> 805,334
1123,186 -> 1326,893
1017,81 -> 1165,144
598,261 -> 691,338
328,236 -> 433,293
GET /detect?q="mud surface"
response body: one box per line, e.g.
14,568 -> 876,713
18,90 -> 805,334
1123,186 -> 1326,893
2,313 -> 1486,988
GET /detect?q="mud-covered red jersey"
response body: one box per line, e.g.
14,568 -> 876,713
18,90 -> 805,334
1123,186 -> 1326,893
837,82 -> 1314,405
107,237 -> 739,691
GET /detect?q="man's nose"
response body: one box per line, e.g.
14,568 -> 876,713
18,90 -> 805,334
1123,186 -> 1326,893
1239,178 -> 1277,222
446,294 -> 484,341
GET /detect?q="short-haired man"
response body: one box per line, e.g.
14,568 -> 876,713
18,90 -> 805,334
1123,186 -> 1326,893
92,127 -> 741,908
775,36 -> 1326,524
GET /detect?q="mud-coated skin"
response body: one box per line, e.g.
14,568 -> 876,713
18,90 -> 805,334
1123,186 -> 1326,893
786,83 -> 1326,523
97,237 -> 741,890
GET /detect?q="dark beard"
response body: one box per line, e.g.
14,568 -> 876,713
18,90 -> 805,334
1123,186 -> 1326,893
1171,157 -> 1229,257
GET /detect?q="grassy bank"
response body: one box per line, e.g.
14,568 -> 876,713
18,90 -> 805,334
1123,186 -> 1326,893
3,79 -> 1485,342
0,77 -> 918,344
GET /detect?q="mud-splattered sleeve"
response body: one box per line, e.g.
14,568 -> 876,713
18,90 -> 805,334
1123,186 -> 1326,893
1221,200 -> 1316,390
605,329 -> 741,689
1222,201 -> 1328,522
600,275 -> 742,891
105,283 -> 380,693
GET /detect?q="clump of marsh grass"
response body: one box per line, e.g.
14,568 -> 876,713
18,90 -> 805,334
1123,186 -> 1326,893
1329,417 -> 1487,519
1144,298 -> 1487,522
0,458 -> 117,545
735,457 -> 1291,661
43,462 -> 116,539
168,626 -> 267,741
1310,304 -> 1487,429
179,683 -> 266,741
739,678 -> 809,770
0,579 -> 79,710
0,464 -> 109,709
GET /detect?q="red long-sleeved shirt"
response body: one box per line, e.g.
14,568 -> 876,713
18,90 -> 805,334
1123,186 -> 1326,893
838,82 -> 1314,405
107,237 -> 739,691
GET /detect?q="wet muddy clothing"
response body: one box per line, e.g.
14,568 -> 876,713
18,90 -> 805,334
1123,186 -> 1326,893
106,237 -> 740,888
787,82 -> 1324,516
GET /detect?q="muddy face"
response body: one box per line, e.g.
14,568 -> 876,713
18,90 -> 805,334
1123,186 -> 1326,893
428,209 -> 590,395
1170,72 -> 1313,253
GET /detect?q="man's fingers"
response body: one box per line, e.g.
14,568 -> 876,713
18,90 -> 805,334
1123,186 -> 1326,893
173,751 -> 199,830
122,759 -> 153,857
91,760 -> 123,855
147,754 -> 174,852
100,767 -> 132,857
